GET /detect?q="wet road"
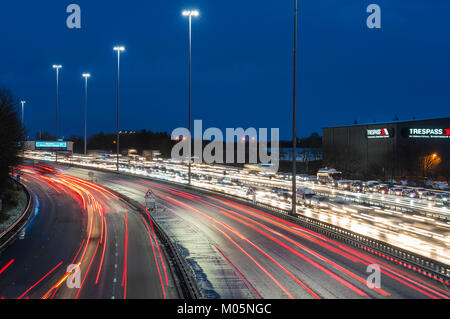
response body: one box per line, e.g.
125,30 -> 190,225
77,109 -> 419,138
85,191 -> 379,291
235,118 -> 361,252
0,164 -> 179,299
60,165 -> 450,299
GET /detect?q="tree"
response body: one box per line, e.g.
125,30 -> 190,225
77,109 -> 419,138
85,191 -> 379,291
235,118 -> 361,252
36,131 -> 56,141
0,88 -> 23,194
439,160 -> 450,184
69,136 -> 84,154
87,130 -> 174,158
423,153 -> 441,177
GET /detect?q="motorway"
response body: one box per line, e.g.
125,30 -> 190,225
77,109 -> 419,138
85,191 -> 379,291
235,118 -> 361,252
0,164 -> 179,299
51,163 -> 450,299
28,153 -> 449,266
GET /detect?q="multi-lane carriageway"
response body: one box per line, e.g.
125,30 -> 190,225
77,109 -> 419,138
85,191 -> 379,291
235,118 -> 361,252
0,163 -> 448,299
0,164 -> 178,299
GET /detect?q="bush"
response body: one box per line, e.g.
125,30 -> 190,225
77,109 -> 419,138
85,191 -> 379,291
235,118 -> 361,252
1,189 -> 19,209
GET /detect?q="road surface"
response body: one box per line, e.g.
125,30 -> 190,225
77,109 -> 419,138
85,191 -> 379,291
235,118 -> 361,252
58,164 -> 450,299
0,164 -> 179,299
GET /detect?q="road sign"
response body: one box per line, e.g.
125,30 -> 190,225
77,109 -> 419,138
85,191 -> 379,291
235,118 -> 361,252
246,186 -> 255,195
145,189 -> 157,211
145,189 -> 154,198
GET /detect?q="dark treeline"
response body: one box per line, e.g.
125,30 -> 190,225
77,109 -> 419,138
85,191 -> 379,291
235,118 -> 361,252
81,131 -> 174,157
35,131 -> 322,160
36,130 -> 323,175
0,88 -> 23,205
280,132 -> 322,148
35,130 -> 174,157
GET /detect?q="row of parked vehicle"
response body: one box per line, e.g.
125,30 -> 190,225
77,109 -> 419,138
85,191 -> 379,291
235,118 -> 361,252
333,180 -> 449,206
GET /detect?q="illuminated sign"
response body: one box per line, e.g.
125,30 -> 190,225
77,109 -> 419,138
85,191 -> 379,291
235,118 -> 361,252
408,128 -> 450,139
36,142 -> 67,148
367,128 -> 391,139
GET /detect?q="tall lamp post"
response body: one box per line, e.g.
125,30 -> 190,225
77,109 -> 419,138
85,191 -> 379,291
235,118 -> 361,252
52,65 -> 62,139
53,64 -> 62,163
20,100 -> 26,126
182,9 -> 199,185
291,0 -> 298,216
113,46 -> 125,172
82,73 -> 91,155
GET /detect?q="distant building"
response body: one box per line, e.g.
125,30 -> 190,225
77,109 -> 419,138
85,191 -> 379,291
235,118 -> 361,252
323,117 -> 450,178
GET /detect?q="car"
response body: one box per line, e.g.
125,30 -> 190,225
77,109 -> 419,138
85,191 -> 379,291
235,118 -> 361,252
427,193 -> 448,206
305,176 -> 318,183
408,191 -> 419,198
364,181 -> 380,192
296,188 -> 316,206
218,178 -> 232,185
271,187 -> 284,195
310,196 -> 329,208
414,188 -> 428,198
402,189 -> 413,197
389,187 -> 405,196
298,174 -> 309,181
278,190 -> 291,200
378,186 -> 390,195
351,181 -> 363,192
432,182 -> 449,191
441,194 -> 450,206
337,180 -> 352,191
424,192 -> 438,201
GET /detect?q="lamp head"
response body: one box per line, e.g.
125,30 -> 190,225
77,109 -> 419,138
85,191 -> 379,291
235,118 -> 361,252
182,10 -> 199,17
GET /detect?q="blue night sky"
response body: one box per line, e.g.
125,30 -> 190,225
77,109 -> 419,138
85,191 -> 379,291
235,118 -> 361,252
0,0 -> 449,140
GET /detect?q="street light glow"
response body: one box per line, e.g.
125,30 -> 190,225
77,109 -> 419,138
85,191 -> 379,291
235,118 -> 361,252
82,73 -> 91,78
52,65 -> 62,69
113,46 -> 125,52
182,10 -> 199,17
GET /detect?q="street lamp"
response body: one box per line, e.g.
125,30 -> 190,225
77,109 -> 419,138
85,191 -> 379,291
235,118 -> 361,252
20,100 -> 26,126
182,9 -> 199,185
82,73 -> 91,155
53,64 -> 62,163
291,0 -> 298,216
52,65 -> 62,140
113,46 -> 125,172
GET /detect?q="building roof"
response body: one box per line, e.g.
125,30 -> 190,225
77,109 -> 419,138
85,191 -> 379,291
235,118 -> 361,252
324,117 -> 450,129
